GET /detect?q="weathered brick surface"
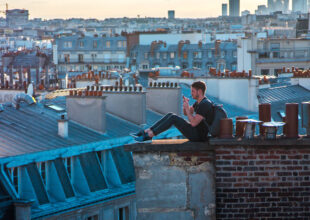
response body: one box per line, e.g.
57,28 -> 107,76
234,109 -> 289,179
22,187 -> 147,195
215,146 -> 310,220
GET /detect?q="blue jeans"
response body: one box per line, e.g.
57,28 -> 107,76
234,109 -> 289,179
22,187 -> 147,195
150,113 -> 208,142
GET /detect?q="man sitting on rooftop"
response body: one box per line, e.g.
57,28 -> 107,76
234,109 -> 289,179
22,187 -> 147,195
133,81 -> 219,142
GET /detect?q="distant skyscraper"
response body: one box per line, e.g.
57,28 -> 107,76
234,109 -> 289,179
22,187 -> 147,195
293,0 -> 308,13
268,0 -> 289,13
229,0 -> 240,17
222,4 -> 228,16
168,10 -> 175,19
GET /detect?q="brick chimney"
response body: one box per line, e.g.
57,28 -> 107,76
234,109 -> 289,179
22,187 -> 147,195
147,82 -> 181,116
66,95 -> 106,134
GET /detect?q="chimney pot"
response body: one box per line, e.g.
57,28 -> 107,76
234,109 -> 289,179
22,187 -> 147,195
87,86 -> 90,91
285,103 -> 299,138
154,82 -> 157,87
58,119 -> 68,138
235,116 -> 248,138
259,103 -> 271,135
219,118 -> 233,139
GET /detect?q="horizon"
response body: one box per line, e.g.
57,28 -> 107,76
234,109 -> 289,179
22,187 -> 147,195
5,0 -> 268,19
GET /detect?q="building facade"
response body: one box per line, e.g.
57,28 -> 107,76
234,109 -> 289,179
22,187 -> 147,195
130,41 -> 237,72
238,35 -> 310,75
6,9 -> 29,27
292,0 -> 308,13
55,35 -> 127,74
222,4 -> 228,17
168,10 -> 175,19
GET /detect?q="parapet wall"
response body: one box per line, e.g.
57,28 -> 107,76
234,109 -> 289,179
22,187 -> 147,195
215,144 -> 310,219
125,138 -> 310,220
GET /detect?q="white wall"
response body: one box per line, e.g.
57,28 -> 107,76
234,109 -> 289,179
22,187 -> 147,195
148,77 -> 259,112
139,33 -> 207,45
296,78 -> 310,91
215,33 -> 245,41
237,38 -> 253,73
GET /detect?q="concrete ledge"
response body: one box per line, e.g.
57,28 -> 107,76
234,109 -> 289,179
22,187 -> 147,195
124,139 -> 213,152
125,136 -> 310,152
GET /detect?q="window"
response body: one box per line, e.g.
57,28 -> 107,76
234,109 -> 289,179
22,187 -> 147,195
86,215 -> 98,220
144,52 -> 148,59
142,64 -> 148,69
207,51 -> 212,58
64,41 -> 72,48
79,41 -> 84,48
232,64 -> 237,71
91,53 -> 97,60
156,52 -> 160,59
273,52 -> 279,58
221,51 -> 226,58
295,50 -> 305,58
106,41 -> 111,48
122,41 -> 126,48
183,51 -> 188,59
37,162 -> 47,185
170,52 -> 175,59
93,41 -> 98,48
261,69 -> 269,75
63,157 -> 72,179
193,51 -> 202,59
64,54 -> 70,63
258,52 -> 269,59
117,41 -> 122,48
233,51 -> 237,58
78,54 -> 84,62
163,53 -> 167,59
118,207 -> 129,220
193,62 -> 202,68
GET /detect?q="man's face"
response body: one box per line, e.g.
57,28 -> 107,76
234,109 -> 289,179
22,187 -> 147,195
191,87 -> 199,100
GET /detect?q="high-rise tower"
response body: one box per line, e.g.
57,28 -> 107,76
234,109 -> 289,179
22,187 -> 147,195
229,0 -> 240,17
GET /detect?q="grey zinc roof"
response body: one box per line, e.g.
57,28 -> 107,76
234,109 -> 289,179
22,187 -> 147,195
258,85 -> 310,104
12,53 -> 40,67
0,95 -> 163,158
0,103 -> 109,158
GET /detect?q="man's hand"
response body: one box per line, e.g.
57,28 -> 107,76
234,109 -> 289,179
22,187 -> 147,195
183,95 -> 190,115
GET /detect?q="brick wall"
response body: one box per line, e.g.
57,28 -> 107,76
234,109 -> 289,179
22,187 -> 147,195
216,146 -> 310,220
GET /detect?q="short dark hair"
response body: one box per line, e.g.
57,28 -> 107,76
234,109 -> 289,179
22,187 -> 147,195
191,81 -> 206,94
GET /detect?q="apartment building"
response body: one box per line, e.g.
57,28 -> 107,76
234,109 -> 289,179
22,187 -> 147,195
130,40 -> 237,72
55,35 -> 127,74
238,35 -> 310,75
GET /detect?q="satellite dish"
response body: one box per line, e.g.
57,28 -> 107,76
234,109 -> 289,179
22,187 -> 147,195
27,83 -> 34,97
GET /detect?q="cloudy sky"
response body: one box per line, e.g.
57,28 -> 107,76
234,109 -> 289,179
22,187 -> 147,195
4,0 -> 268,19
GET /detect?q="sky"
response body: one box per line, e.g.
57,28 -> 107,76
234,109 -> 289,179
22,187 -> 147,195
4,0 -> 268,19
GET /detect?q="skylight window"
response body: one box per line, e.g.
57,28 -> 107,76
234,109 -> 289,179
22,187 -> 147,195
45,104 -> 65,112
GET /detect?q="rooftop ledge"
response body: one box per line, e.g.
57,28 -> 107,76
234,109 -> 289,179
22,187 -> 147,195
124,136 -> 310,153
